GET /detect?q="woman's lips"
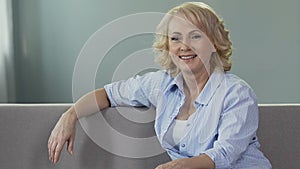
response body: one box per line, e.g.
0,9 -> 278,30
179,55 -> 197,60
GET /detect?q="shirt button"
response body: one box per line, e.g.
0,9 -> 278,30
181,144 -> 186,148
187,124 -> 190,127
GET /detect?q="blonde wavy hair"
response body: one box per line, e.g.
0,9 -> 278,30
153,2 -> 232,76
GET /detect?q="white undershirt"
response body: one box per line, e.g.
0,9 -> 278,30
165,113 -> 196,146
172,119 -> 188,144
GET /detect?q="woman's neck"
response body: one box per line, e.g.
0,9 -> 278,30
182,69 -> 209,98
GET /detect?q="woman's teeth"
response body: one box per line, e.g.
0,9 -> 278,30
179,55 -> 197,60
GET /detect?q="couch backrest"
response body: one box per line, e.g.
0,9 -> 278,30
257,104 -> 300,169
0,104 -> 299,169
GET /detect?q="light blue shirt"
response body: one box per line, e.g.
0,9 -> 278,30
104,70 -> 272,169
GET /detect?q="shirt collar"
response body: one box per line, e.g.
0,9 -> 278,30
164,72 -> 185,94
164,69 -> 225,105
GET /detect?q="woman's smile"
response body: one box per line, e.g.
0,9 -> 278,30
179,54 -> 197,61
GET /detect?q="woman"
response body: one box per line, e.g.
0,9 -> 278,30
48,2 -> 272,169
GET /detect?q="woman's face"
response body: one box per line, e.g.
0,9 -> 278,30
168,15 -> 216,75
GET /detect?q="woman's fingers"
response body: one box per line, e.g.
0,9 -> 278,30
48,112 -> 77,164
49,140 -> 58,163
48,135 -> 71,164
155,159 -> 188,169
48,132 -> 75,163
53,143 -> 64,163
47,138 -> 52,158
67,135 -> 75,155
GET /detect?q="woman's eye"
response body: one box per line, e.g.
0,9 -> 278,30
170,37 -> 181,42
191,35 -> 201,39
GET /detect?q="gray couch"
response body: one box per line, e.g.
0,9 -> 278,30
0,104 -> 299,169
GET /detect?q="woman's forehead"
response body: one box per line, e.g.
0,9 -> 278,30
168,15 -> 203,34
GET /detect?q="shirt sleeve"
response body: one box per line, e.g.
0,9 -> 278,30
104,72 -> 162,107
203,83 -> 259,168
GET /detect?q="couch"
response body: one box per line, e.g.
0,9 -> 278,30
0,104 -> 299,169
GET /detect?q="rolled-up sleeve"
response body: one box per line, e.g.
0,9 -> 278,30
104,76 -> 150,107
204,84 -> 259,168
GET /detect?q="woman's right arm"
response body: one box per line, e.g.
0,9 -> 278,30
47,88 -> 110,164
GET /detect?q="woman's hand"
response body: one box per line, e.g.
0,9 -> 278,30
155,154 -> 215,169
48,110 -> 77,164
155,158 -> 192,169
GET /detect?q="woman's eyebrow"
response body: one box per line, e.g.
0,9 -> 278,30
170,32 -> 182,35
189,30 -> 202,34
169,30 -> 202,35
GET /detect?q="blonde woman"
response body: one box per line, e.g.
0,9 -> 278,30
48,2 -> 272,169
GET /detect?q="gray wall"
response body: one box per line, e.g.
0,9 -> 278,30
9,0 -> 300,103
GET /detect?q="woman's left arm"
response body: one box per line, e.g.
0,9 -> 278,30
203,83 -> 259,168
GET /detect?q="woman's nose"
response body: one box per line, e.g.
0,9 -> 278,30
179,41 -> 191,51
